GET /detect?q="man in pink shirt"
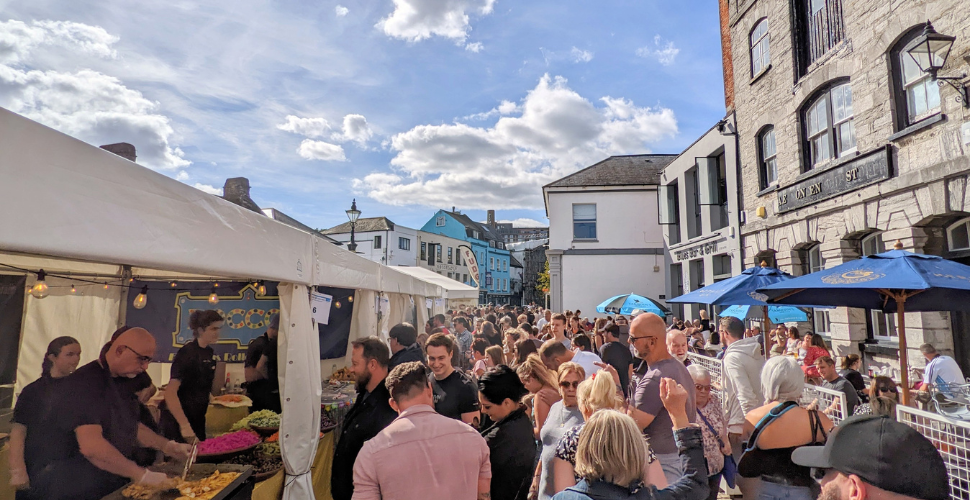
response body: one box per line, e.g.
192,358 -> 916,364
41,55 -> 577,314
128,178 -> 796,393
352,361 -> 491,500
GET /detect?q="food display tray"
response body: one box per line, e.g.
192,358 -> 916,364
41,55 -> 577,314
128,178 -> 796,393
101,463 -> 253,500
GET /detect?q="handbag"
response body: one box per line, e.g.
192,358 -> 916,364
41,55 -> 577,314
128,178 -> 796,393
696,409 -> 737,488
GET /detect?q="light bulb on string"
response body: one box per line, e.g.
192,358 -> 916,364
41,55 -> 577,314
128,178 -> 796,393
30,270 -> 49,299
133,286 -> 149,310
70,284 -> 77,294
257,281 -> 267,297
334,301 -> 341,309
104,283 -> 110,290
208,287 -> 220,305
213,282 -> 219,288
170,281 -> 177,288
348,295 -> 353,303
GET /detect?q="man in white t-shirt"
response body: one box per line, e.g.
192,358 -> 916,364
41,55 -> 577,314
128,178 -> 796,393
920,343 -> 966,389
549,313 -> 571,349
538,339 -> 601,379
536,310 -> 551,331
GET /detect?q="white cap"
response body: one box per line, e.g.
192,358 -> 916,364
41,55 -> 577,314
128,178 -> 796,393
629,309 -> 645,317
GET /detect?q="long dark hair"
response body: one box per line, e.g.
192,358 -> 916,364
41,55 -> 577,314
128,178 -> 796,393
42,336 -> 80,377
189,310 -> 223,338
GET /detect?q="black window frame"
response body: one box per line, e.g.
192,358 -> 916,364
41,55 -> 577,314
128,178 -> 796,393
374,235 -> 382,249
758,126 -> 778,189
793,0 -> 845,78
889,25 -> 943,130
801,80 -> 855,171
420,241 -> 427,260
399,237 -> 410,251
448,247 -> 453,264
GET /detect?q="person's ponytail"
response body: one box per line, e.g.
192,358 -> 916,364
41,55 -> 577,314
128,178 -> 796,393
578,369 -> 623,414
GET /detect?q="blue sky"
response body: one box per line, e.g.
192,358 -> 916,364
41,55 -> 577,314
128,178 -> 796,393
0,0 -> 727,230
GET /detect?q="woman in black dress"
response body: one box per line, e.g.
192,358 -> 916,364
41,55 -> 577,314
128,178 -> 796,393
479,366 -> 536,500
9,336 -> 81,500
160,310 -> 224,442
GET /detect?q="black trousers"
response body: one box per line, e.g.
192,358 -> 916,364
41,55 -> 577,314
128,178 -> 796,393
31,457 -> 128,500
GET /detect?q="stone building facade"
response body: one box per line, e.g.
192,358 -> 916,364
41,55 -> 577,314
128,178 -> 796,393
728,0 -> 970,377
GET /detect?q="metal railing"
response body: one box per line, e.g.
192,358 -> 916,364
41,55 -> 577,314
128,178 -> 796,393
687,352 -> 723,400
898,405 -> 970,500
800,384 -> 849,425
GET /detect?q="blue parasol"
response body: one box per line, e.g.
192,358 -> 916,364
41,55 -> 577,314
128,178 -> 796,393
667,264 -> 802,306
596,293 -> 669,317
759,241 -> 970,404
720,304 -> 808,323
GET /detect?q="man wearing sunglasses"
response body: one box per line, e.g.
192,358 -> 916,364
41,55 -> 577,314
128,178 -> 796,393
626,313 -> 696,484
791,415 -> 949,500
32,328 -> 192,500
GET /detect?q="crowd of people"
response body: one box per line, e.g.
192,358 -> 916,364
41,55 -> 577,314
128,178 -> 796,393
8,303 -> 961,500
331,304 -> 956,500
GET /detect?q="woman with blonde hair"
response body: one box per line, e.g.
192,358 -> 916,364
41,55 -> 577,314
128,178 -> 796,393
553,371 -> 667,493
517,354 -> 561,436
552,378 -> 709,500
533,362 -> 586,500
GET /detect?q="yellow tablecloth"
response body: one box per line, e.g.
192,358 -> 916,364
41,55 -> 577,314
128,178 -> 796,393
252,432 -> 335,500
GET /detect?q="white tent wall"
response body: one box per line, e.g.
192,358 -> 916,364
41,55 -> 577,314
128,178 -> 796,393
277,284 -> 321,500
15,277 -> 121,396
387,293 -> 409,335
414,295 -> 430,333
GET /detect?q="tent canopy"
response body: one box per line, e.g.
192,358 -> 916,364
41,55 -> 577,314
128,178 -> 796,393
391,266 -> 480,300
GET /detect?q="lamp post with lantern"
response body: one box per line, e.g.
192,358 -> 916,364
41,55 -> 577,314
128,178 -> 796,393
903,20 -> 969,108
346,199 -> 361,253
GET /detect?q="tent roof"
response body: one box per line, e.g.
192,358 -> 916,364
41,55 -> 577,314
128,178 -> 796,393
392,266 -> 480,300
0,107 -> 441,297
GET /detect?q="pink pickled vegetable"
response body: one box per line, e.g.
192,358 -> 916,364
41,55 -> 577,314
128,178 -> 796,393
198,430 -> 261,455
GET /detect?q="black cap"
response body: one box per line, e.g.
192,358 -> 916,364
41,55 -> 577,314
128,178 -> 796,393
791,415 -> 949,500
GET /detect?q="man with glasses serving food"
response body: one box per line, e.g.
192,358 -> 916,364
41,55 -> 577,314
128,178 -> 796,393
626,313 -> 697,484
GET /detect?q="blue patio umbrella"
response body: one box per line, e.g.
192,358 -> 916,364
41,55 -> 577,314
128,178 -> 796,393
667,264 -> 801,306
596,293 -> 669,317
720,304 -> 809,323
759,241 -> 970,404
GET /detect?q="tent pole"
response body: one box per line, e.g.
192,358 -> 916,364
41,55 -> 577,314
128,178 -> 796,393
763,305 -> 773,358
897,296 -> 911,406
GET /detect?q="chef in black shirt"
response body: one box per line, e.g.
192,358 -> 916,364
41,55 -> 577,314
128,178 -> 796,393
330,337 -> 397,500
425,333 -> 480,426
32,328 -> 191,500
9,336 -> 81,500
159,309 -> 223,442
245,313 -> 281,413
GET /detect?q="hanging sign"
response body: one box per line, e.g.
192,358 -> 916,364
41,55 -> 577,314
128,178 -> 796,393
459,245 -> 481,286
310,292 -> 333,326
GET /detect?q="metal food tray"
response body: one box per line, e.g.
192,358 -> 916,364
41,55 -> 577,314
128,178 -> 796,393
101,463 -> 253,500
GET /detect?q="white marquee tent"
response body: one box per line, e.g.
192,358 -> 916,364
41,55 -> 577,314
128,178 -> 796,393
0,107 -> 444,499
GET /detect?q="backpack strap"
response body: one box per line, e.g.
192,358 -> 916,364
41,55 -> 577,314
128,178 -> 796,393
745,401 -> 799,452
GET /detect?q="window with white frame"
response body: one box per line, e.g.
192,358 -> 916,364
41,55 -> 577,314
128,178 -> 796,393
436,244 -> 442,263
503,259 -> 507,271
750,18 -> 770,76
436,216 -> 446,227
804,82 -> 856,169
892,26 -> 941,126
759,127 -> 778,189
420,242 -> 427,260
948,218 -> 970,252
572,204 -> 597,240
862,233 -> 895,340
808,245 -> 831,334
399,237 -> 410,251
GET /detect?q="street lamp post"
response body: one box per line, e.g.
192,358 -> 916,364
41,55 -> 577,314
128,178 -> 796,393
903,20 -> 969,108
346,199 -> 361,252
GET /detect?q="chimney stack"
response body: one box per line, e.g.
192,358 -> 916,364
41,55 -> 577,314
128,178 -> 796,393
100,143 -> 136,162
718,0 -> 735,112
487,210 -> 496,228
221,177 -> 262,213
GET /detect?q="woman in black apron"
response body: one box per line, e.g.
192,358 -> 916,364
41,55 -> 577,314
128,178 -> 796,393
9,336 -> 81,500
160,309 -> 223,442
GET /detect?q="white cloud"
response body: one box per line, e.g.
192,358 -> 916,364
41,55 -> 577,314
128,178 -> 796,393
497,100 -> 518,115
461,99 -> 519,121
570,47 -> 593,63
193,183 -> 221,195
0,19 -> 118,64
335,5 -> 349,17
276,115 -> 331,139
377,0 -> 496,42
0,20 -> 189,170
355,74 -> 677,209
465,42 -> 483,53
333,114 -> 374,146
297,139 -> 347,161
636,35 -> 679,66
176,170 -> 189,181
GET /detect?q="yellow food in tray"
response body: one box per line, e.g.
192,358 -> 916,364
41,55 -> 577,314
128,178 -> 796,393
329,367 -> 356,382
121,471 -> 241,500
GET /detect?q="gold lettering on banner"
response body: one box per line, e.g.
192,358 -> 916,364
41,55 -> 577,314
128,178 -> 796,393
779,194 -> 788,205
796,188 -> 807,199
845,168 -> 859,182
809,182 -> 822,195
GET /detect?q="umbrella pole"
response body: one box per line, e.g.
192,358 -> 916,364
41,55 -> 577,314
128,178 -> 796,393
763,305 -> 773,358
897,296 -> 911,406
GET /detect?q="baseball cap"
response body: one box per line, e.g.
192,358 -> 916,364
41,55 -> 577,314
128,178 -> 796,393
791,415 -> 949,500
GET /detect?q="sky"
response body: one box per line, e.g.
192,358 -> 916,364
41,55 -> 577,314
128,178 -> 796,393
0,0 -> 727,231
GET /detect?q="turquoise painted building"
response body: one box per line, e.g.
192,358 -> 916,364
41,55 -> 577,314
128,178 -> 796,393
421,210 -> 512,304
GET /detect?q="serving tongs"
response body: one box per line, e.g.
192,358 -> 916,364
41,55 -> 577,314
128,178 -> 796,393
181,440 -> 199,482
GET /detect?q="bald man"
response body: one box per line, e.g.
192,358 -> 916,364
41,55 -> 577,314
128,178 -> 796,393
666,330 -> 690,365
626,313 -> 696,484
33,328 -> 192,500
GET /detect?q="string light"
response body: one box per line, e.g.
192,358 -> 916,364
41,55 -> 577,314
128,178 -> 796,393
348,295 -> 353,303
213,282 -> 220,288
29,270 -> 49,299
170,281 -> 177,287
257,281 -> 267,297
208,287 -> 220,305
334,301 -> 341,309
70,284 -> 77,294
104,283 -> 109,290
133,286 -> 149,310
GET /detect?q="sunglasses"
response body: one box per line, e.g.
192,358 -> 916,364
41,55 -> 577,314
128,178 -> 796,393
878,386 -> 898,393
122,345 -> 153,365
559,380 -> 581,389
629,335 -> 657,344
